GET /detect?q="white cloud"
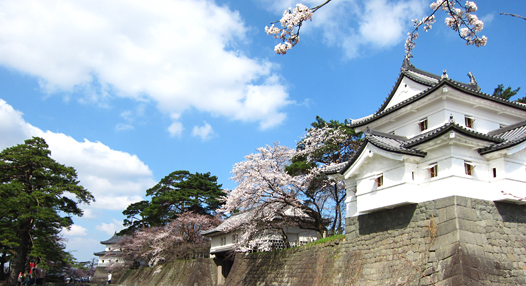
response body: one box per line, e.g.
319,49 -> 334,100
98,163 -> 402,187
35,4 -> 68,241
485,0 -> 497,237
0,99 -> 40,150
62,224 -> 88,236
168,121 -> 184,137
0,0 -> 291,130
96,219 -> 124,236
192,121 -> 214,140
116,123 -> 134,131
0,99 -> 155,211
82,208 -> 96,219
259,0 -> 427,58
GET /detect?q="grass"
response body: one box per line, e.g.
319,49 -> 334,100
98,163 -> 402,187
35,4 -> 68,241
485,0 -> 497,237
306,234 -> 345,246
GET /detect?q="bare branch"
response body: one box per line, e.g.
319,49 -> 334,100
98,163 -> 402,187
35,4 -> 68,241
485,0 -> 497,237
500,12 -> 526,21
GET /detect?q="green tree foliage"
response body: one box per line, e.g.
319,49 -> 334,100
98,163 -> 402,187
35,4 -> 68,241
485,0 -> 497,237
287,116 -> 362,234
121,170 -> 224,234
492,84 -> 526,103
0,137 -> 94,286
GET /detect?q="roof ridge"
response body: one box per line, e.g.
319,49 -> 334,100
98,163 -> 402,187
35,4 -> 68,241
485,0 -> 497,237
350,80 -> 526,128
488,119 -> 526,137
402,122 -> 504,148
366,129 -> 408,141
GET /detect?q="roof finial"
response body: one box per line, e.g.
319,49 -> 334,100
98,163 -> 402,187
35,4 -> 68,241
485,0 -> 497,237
441,69 -> 449,79
402,55 -> 414,70
467,71 -> 477,85
449,114 -> 455,123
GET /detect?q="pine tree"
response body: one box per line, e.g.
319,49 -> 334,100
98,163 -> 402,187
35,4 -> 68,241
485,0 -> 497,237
0,137 -> 93,286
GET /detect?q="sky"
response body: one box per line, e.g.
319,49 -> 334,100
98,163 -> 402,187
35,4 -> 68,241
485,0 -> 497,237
0,0 -> 524,262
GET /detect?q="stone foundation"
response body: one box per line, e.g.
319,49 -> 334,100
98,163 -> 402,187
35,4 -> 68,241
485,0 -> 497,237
225,196 -> 526,285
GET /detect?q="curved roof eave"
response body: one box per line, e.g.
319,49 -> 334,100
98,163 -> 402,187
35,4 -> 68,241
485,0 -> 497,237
402,122 -> 505,148
478,136 -> 526,155
338,136 -> 426,175
350,80 -> 526,129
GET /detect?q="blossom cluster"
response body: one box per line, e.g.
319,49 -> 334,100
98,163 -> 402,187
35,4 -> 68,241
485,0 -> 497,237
405,0 -> 487,57
265,4 -> 313,54
115,212 -> 221,266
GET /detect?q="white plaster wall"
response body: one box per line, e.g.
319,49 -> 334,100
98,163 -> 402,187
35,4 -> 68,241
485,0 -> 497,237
363,91 -> 526,138
384,77 -> 431,110
345,142 -> 526,217
354,154 -> 405,196
375,99 -> 446,137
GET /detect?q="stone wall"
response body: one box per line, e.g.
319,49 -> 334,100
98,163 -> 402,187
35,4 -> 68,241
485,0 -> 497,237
225,196 -> 526,285
114,258 -> 217,286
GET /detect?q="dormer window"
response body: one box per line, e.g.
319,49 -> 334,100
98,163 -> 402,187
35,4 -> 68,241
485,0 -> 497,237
425,163 -> 438,178
465,116 -> 475,128
464,161 -> 475,175
374,174 -> 383,187
418,118 -> 428,132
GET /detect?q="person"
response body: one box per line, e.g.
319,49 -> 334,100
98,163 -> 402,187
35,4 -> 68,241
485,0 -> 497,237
17,272 -> 23,286
107,272 -> 112,285
35,268 -> 44,285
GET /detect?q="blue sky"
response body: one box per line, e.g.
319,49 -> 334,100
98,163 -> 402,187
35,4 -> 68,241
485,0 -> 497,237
0,0 -> 524,262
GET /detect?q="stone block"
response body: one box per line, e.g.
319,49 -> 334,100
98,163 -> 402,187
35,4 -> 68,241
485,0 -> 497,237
437,218 -> 458,237
435,196 -> 457,209
436,230 -> 460,247
435,242 -> 459,261
456,206 -> 479,222
458,219 -> 483,233
458,230 -> 478,245
463,243 -> 485,258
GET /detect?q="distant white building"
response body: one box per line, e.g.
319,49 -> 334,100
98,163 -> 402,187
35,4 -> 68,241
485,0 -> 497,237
328,58 -> 526,217
202,208 -> 319,284
93,233 -> 127,267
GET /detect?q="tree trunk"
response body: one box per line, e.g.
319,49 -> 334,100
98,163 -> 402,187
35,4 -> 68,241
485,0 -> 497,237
7,224 -> 31,286
0,252 -> 6,280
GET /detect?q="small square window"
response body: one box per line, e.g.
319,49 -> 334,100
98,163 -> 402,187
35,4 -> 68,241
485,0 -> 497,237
464,162 -> 475,175
375,174 -> 383,187
427,163 -> 438,178
418,118 -> 428,132
465,116 -> 475,128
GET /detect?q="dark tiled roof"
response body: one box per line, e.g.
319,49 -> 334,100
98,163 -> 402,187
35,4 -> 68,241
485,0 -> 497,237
331,130 -> 426,175
94,251 -> 123,257
479,120 -> 526,154
201,211 -> 252,236
366,130 -> 426,156
335,122 -> 520,175
100,233 -> 126,244
350,59 -> 526,129
488,119 -> 526,140
94,251 -> 107,256
402,122 -> 505,148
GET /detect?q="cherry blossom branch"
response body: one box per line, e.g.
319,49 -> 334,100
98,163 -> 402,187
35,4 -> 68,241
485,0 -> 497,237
500,12 -> 526,21
406,0 -> 486,58
266,0 -> 487,56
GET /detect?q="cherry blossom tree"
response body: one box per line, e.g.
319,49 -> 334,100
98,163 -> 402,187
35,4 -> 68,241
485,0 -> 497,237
266,0 -> 487,55
115,211 -> 221,267
290,117 -> 362,234
219,142 -> 332,251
